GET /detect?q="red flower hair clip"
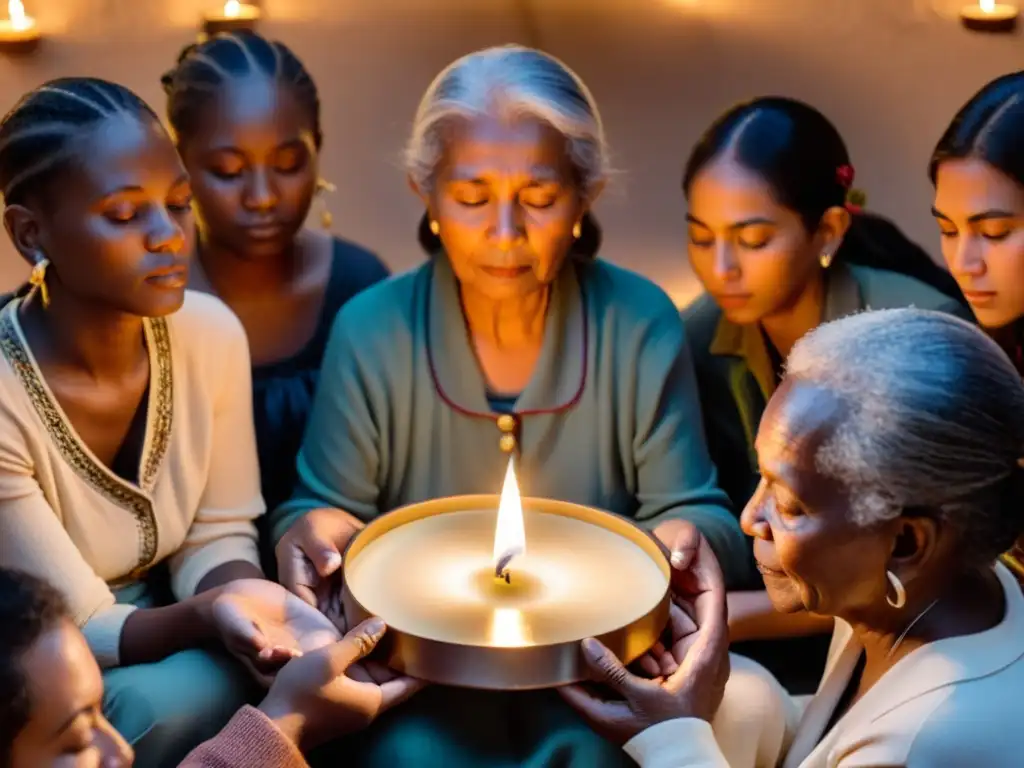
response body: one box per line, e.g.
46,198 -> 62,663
836,164 -> 855,189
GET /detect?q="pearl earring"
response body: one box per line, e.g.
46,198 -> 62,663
429,220 -> 440,236
819,251 -> 834,269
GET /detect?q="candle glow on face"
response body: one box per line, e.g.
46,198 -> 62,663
493,458 -> 526,574
8,0 -> 30,30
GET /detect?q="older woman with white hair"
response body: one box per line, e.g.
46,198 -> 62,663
564,308 -> 1024,767
267,44 -> 750,766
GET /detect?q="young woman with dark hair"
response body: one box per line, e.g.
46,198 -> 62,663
679,97 -> 971,664
162,32 -> 390,572
929,70 -> 1024,583
0,77 -> 347,767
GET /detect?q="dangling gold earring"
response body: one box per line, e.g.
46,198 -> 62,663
316,178 -> 336,230
429,219 -> 440,236
29,259 -> 50,308
819,251 -> 833,269
572,221 -> 582,239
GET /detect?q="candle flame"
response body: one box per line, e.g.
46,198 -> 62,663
489,607 -> 532,647
8,0 -> 29,30
981,0 -> 996,12
224,0 -> 241,18
493,457 -> 526,574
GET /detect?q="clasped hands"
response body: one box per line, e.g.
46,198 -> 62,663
558,519 -> 731,745
271,508 -> 730,746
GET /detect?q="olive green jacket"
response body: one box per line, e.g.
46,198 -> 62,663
683,262 -> 971,585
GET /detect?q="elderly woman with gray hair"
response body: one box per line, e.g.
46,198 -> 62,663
266,44 -> 749,767
564,308 -> 1024,767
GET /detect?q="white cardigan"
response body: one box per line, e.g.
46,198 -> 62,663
625,563 -> 1024,767
0,292 -> 263,668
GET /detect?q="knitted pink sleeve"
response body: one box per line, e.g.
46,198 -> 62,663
178,705 -> 308,768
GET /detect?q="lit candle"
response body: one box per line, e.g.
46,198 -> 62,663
0,0 -> 40,52
961,0 -> 1019,32
342,458 -> 671,689
202,1 -> 261,38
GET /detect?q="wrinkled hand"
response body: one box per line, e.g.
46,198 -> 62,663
560,521 -> 730,745
644,519 -> 725,675
212,579 -> 343,686
259,617 -> 426,752
276,507 -> 364,613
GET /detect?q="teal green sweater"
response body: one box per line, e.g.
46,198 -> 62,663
272,254 -> 752,587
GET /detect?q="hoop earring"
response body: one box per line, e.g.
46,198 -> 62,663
429,219 -> 440,236
886,570 -> 906,609
572,221 -> 582,239
29,259 -> 50,308
316,178 -> 336,230
819,251 -> 833,269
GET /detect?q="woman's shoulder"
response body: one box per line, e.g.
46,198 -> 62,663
0,301 -> 31,419
679,293 -> 724,357
336,263 -> 424,319
582,259 -> 681,326
164,290 -> 249,366
892,653 -> 1024,764
328,236 -> 391,294
849,263 -> 966,314
167,289 -> 244,336
326,262 -> 429,353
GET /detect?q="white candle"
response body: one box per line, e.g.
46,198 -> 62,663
346,508 -> 667,647
343,459 -> 670,688
221,1 -> 259,21
203,1 -> 261,36
0,0 -> 39,46
345,457 -> 668,651
961,0 -> 1019,31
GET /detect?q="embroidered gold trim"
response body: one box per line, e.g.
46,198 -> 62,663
0,306 -> 173,573
141,318 -> 173,490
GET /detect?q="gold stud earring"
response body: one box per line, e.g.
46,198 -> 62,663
29,259 -> 50,308
316,178 -> 336,230
572,221 -> 582,239
429,219 -> 440,236
819,251 -> 833,269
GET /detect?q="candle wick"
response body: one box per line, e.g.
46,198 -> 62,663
495,551 -> 517,583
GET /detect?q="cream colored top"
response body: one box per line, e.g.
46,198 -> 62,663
625,563 -> 1024,767
0,292 -> 263,668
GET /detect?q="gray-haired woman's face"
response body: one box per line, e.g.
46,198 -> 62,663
740,379 -> 904,619
423,115 -> 587,302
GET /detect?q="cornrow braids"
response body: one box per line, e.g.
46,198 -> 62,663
0,77 -> 158,206
162,30 -> 321,149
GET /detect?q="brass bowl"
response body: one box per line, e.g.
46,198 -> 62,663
341,494 -> 671,691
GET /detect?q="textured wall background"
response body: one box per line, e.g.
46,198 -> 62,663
0,0 -> 1020,304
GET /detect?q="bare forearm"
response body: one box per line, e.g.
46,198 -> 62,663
196,560 -> 264,594
118,594 -> 217,666
727,590 -> 833,642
